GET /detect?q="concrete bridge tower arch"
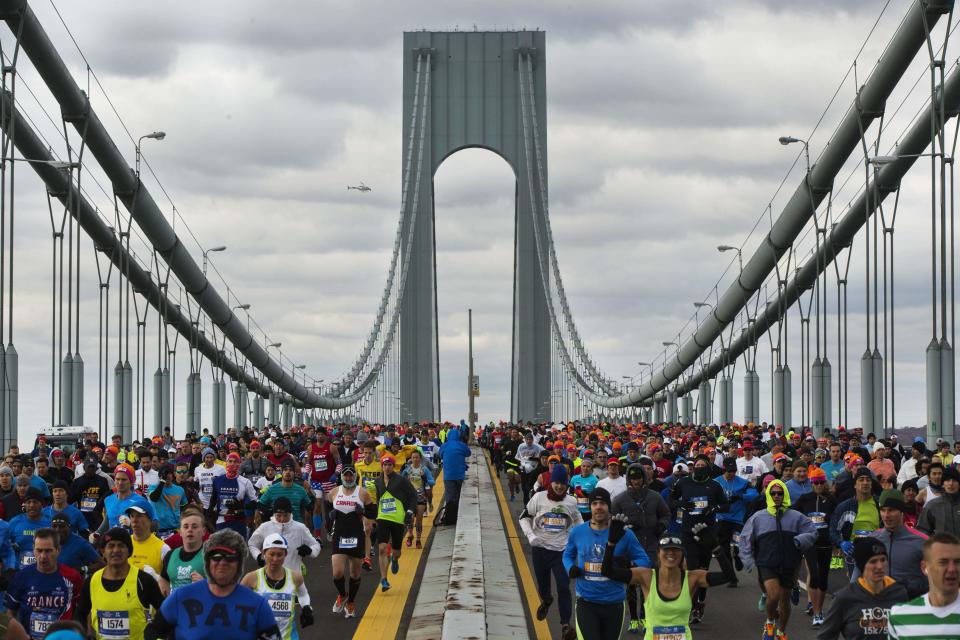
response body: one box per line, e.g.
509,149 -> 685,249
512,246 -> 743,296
400,30 -> 551,423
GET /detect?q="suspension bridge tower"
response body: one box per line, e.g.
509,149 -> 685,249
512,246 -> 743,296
399,30 -> 551,423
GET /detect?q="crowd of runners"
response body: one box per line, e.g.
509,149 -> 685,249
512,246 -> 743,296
0,418 -> 957,640
480,421 -> 960,640
0,421 -> 472,640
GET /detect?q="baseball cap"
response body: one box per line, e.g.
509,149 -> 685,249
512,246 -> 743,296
125,505 -> 148,516
263,533 -> 289,551
659,535 -> 684,550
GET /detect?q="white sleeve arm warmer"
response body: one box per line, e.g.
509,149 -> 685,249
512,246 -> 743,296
297,579 -> 311,608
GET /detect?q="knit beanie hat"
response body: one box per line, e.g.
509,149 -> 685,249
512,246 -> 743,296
853,537 -> 887,573
878,489 -> 905,511
550,463 -> 569,485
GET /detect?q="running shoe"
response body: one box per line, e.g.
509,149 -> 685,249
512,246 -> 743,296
509,493 -> 515,502
775,630 -> 788,640
362,557 -> 373,572
790,586 -> 800,606
811,613 -> 824,627
561,624 -> 576,640
344,602 -> 357,618
761,621 -> 776,640
332,596 -> 345,614
627,619 -> 641,634
391,555 -> 400,575
406,536 -> 413,548
758,594 -> 767,612
416,539 -> 422,549
380,578 -> 391,592
536,596 -> 553,621
805,602 -> 813,615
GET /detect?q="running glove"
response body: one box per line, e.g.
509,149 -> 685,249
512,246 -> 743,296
568,566 -> 583,579
607,514 -> 630,544
691,522 -> 708,542
840,541 -> 854,557
297,544 -> 312,557
300,606 -> 314,627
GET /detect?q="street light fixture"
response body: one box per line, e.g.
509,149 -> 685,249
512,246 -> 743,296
203,245 -> 227,275
693,302 -> 712,309
717,245 -> 743,272
135,131 -> 166,176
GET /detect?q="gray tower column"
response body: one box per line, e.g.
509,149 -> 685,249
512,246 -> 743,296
72,352 -> 83,426
401,31 -> 551,423
218,381 -> 227,434
782,365 -> 792,429
697,380 -> 712,426
233,383 -> 242,429
153,368 -> 163,436
666,390 -> 677,423
773,365 -> 785,428
122,361 -> 133,443
812,357 -> 832,437
113,362 -> 123,438
253,394 -> 264,429
744,369 -> 760,425
269,392 -> 279,426
718,376 -> 733,425
862,349 -> 884,434
186,373 -> 196,434
211,377 -> 221,435
61,353 -> 73,425
928,339 -> 955,443
653,398 -> 663,424
161,367 -> 171,433
680,394 -> 692,426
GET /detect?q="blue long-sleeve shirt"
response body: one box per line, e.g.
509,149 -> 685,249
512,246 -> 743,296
0,519 -> 15,569
715,474 -> 758,525
562,522 -> 651,604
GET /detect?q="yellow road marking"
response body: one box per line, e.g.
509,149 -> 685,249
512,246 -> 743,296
353,473 -> 445,640
483,451 -> 551,640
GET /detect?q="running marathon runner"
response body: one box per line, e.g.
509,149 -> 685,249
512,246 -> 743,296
327,466 -> 375,617
240,533 -> 314,640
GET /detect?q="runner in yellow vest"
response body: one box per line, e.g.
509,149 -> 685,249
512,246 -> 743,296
126,506 -> 170,578
76,528 -> 164,640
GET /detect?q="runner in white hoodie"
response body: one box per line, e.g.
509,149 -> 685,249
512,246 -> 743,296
248,496 -> 321,574
519,464 -> 582,640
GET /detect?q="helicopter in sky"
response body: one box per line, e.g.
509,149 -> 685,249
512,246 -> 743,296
347,182 -> 372,192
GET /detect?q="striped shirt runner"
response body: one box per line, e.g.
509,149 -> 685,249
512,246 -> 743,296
887,594 -> 960,639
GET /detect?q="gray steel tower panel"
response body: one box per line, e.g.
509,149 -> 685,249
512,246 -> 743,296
401,31 -> 551,422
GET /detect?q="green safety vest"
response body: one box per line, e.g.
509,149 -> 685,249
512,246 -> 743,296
377,490 -> 405,524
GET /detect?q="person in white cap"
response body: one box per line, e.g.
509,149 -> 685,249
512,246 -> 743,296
241,533 -> 313,640
248,497 -> 320,575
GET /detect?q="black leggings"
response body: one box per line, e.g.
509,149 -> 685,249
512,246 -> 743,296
575,599 -> 623,640
803,546 -> 831,590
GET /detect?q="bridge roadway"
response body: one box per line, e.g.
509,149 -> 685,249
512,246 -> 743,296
289,449 -> 847,639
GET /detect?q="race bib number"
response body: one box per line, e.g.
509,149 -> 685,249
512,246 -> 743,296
267,593 -> 293,618
689,497 -> 708,516
809,512 -> 827,529
81,496 -> 98,512
19,551 -> 36,567
339,537 -> 358,549
30,612 -> 57,637
98,611 -> 131,638
542,515 -> 566,532
576,497 -> 590,510
652,625 -> 686,640
315,458 -> 328,472
853,530 -> 873,540
381,498 -> 397,514
583,561 -> 607,582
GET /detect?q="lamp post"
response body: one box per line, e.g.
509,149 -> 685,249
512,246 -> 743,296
203,246 -> 227,276
779,135 -> 810,172
717,245 -> 743,272
135,131 -> 166,177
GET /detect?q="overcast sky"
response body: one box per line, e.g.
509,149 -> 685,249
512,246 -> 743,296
1,0 -> 956,446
